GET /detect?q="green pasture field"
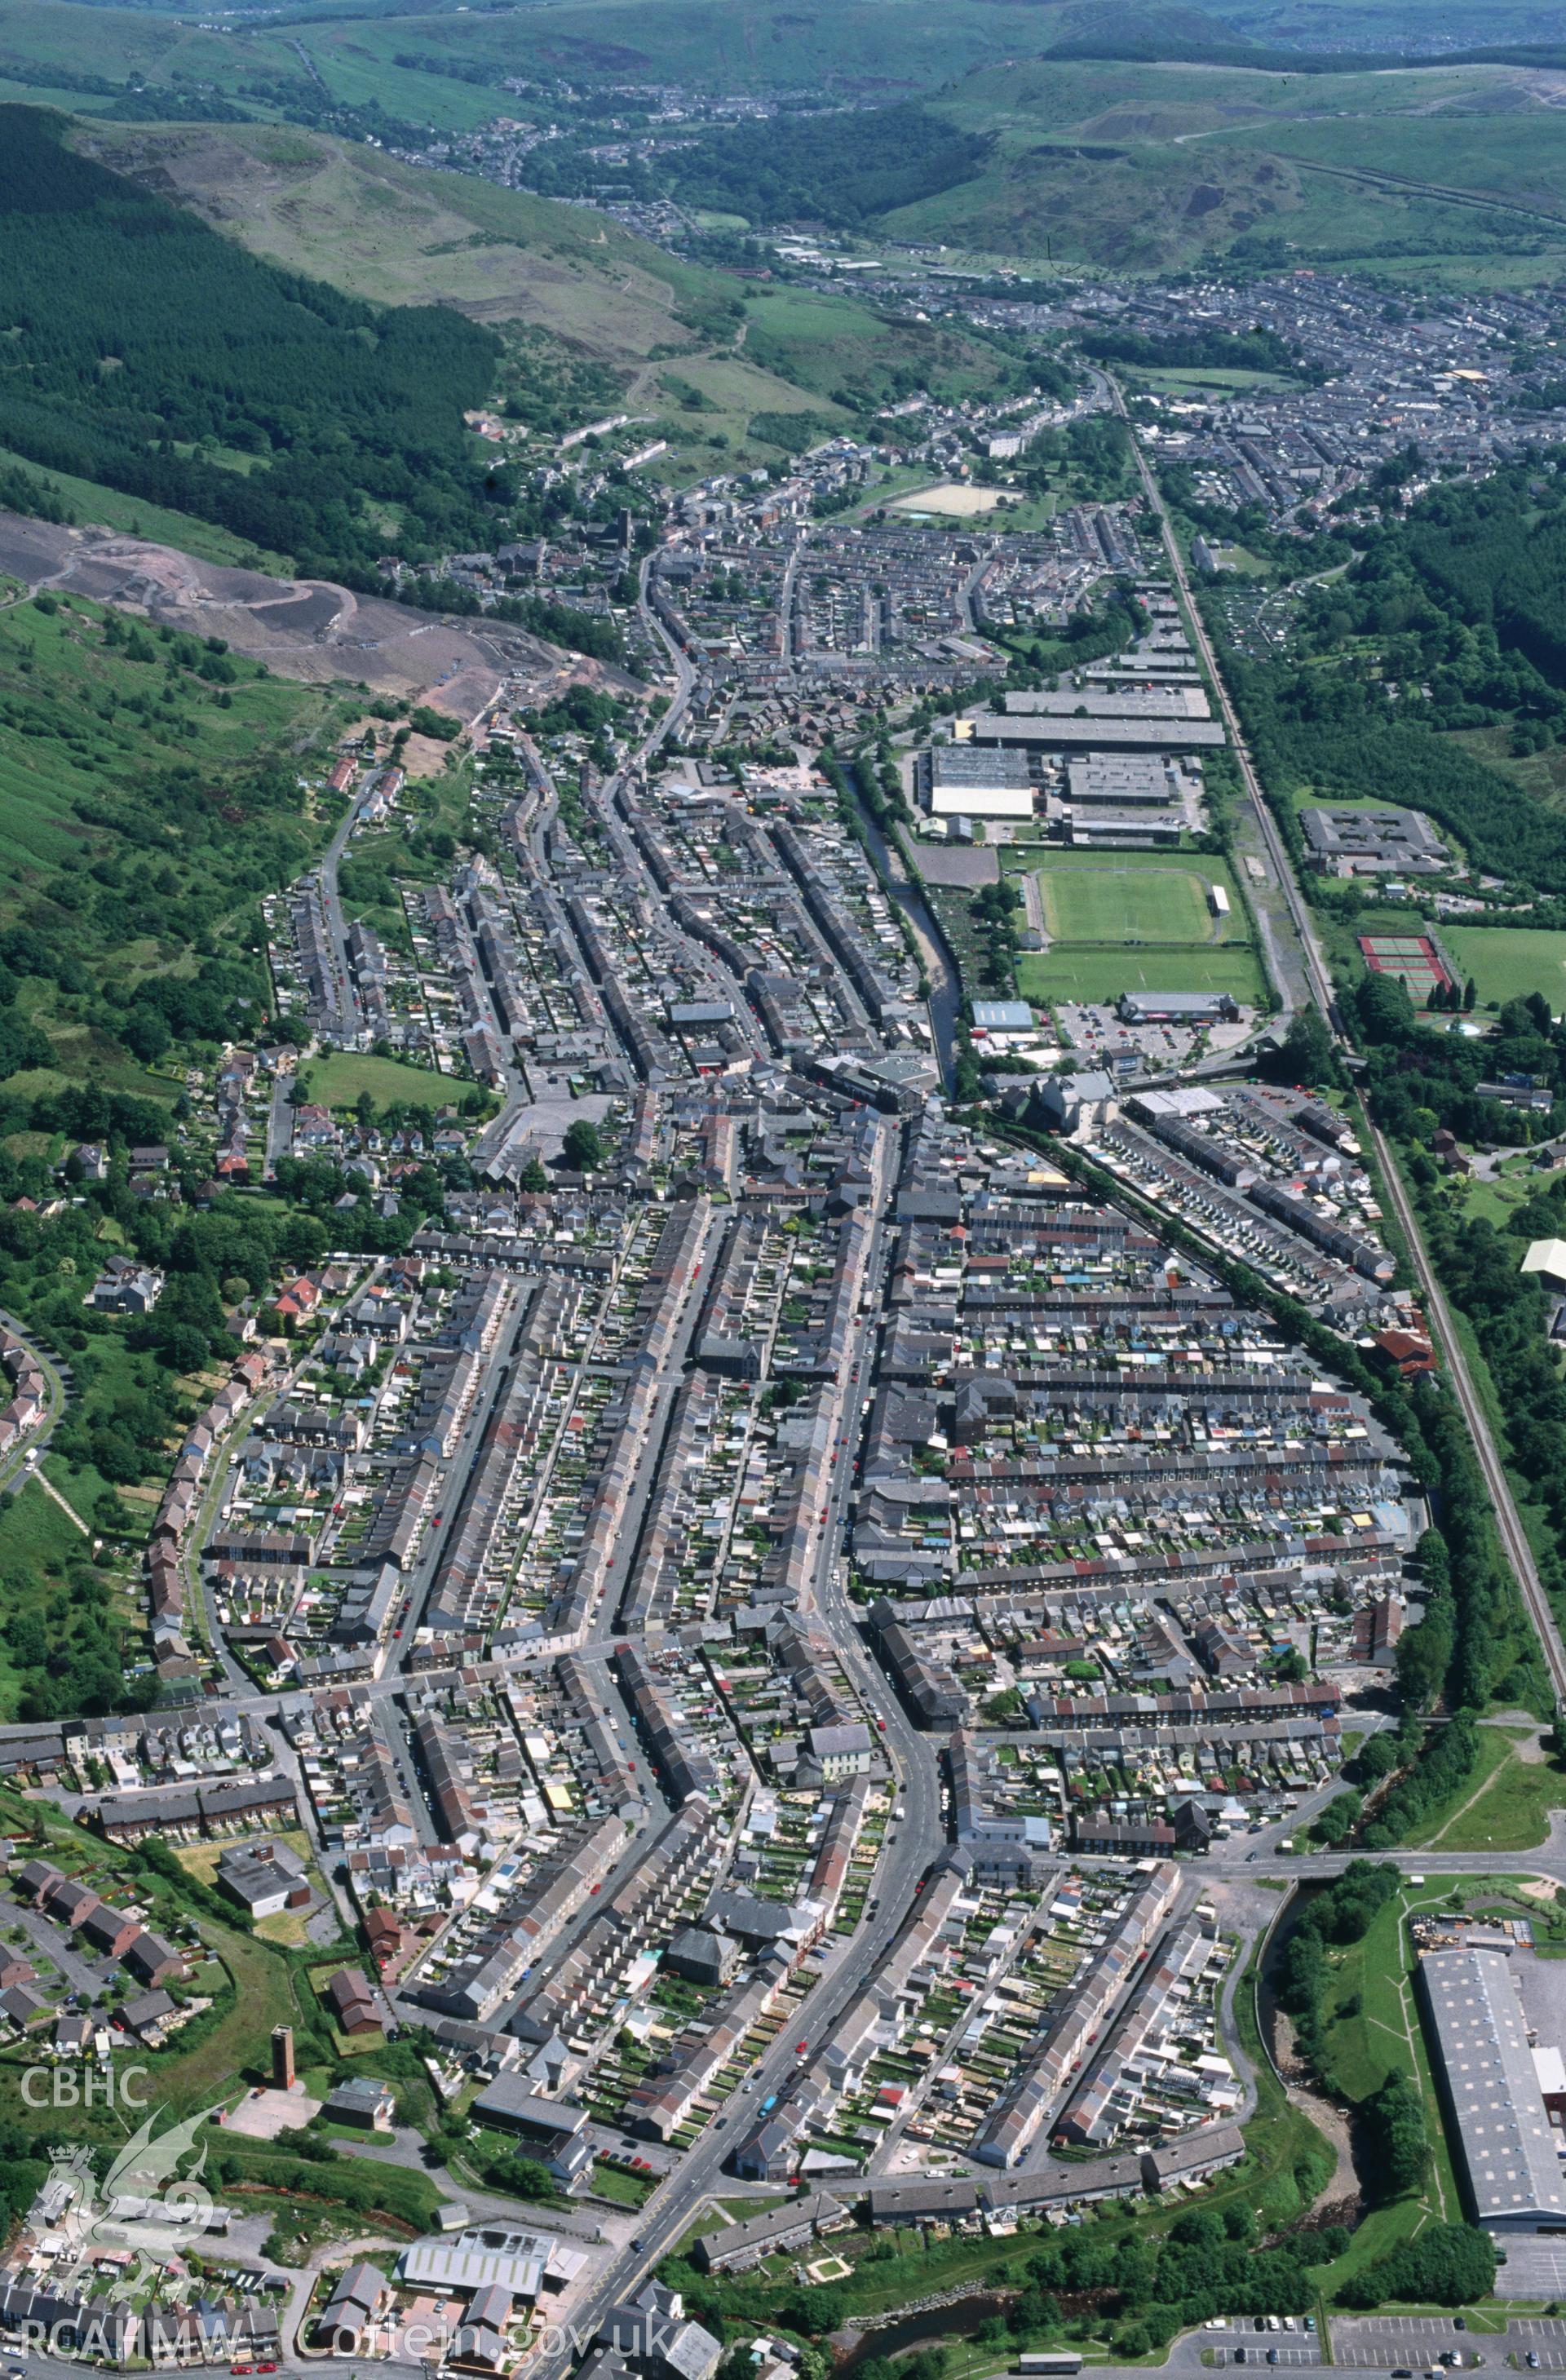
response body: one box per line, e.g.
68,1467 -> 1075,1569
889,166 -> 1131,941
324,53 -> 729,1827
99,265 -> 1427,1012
0,73 -> 120,113
303,1051 -> 459,1111
0,2 -> 276,100
741,285 -> 1010,409
288,28 -> 508,134
648,352 -> 852,476
1441,926 -> 1566,1012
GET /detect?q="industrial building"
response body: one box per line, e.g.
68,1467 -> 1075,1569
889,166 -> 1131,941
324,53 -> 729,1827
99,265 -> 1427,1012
966,714 -> 1227,756
921,744 -> 1036,820
1418,1948 -> 1566,2232
1004,687 -> 1213,721
1065,755 -> 1191,807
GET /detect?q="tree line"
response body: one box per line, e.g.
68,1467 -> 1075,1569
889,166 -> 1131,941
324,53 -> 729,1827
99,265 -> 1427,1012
1082,325 -> 1314,379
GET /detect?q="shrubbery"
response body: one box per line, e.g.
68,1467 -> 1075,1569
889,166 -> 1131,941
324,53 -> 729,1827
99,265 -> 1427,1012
1337,2222 -> 1497,2309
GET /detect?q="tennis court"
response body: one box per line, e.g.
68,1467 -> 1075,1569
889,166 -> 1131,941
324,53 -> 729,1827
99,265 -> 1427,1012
1358,931 -> 1452,1002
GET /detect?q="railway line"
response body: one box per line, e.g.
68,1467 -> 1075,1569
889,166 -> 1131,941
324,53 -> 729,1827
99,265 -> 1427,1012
1117,383 -> 1566,1707
1368,1113 -> 1566,1701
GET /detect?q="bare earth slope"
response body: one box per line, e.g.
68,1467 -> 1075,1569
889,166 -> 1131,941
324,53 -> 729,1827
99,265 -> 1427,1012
0,515 -> 630,719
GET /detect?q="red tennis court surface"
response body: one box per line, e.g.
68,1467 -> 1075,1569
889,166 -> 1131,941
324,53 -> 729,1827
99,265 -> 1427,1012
1358,933 -> 1452,1002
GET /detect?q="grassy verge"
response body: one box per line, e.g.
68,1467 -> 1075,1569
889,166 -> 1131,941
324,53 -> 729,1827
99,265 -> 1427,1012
1396,1722 -> 1515,1850
1422,1729 -> 1566,1852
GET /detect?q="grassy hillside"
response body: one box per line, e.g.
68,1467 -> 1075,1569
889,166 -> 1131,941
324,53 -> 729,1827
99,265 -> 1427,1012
1198,0 -> 1566,46
893,54 -> 1566,273
0,0 -> 1564,123
285,0 -> 1059,103
0,0 -> 1073,122
7,0 -> 1566,279
0,445 -> 289,573
0,106 -> 508,577
73,119 -> 1017,462
283,0 -> 1566,104
76,120 -> 731,364
0,0 -> 322,117
742,287 -> 1016,409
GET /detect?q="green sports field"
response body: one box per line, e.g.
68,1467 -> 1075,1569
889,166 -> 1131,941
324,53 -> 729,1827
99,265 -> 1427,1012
1029,854 -> 1243,947
1002,849 -> 1263,1006
1015,945 -> 1267,1005
1441,926 -> 1566,1014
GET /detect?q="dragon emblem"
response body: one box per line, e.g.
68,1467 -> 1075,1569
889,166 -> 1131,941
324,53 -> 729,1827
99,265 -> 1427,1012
50,2110 -> 219,2300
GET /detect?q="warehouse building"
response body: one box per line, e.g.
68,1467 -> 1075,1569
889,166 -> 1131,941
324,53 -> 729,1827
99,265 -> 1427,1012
1300,804 -> 1448,877
966,714 -> 1227,756
1419,1949 -> 1566,2232
920,745 -> 1035,820
1004,687 -> 1213,721
1065,755 -> 1189,807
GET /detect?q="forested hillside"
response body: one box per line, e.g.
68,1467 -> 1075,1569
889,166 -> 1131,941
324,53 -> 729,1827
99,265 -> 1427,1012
668,104 -> 989,228
1211,458 -> 1566,893
0,108 -> 503,583
1400,467 -> 1566,688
